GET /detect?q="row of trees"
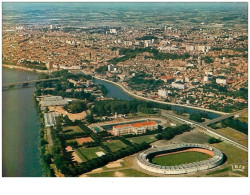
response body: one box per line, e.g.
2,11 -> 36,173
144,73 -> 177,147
155,124 -> 192,140
222,118 -> 248,135
91,100 -> 156,116
22,59 -> 47,70
33,96 -> 56,177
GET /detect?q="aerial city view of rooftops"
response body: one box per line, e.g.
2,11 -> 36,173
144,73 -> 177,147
2,2 -> 248,177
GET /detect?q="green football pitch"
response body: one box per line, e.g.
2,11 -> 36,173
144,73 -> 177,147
151,151 -> 211,166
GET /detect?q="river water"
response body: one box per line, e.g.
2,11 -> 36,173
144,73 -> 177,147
94,78 -> 220,119
2,68 -> 43,177
2,69 -> 221,177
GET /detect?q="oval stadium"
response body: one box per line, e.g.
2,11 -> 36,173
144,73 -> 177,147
137,143 -> 224,175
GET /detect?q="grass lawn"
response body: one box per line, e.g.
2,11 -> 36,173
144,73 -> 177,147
75,149 -> 87,162
103,140 -> 128,151
151,152 -> 211,166
65,139 -> 77,145
206,167 -> 230,176
77,146 -> 106,160
238,110 -> 248,124
178,130 -> 211,144
216,127 -> 248,146
87,168 -> 152,177
126,112 -> 160,119
128,134 -> 157,144
62,126 -> 84,134
210,142 -> 248,177
211,142 -> 247,165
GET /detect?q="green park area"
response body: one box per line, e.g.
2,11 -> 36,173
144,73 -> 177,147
151,152 -> 211,166
76,146 -> 106,161
128,134 -> 157,144
62,125 -> 84,134
103,140 -> 128,152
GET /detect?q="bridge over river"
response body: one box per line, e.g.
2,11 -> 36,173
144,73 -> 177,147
2,77 -> 61,89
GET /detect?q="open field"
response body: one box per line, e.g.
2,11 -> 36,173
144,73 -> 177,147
151,151 -> 211,166
76,146 -> 106,161
238,110 -> 248,124
206,142 -> 248,177
151,129 -> 211,147
87,168 -> 152,177
177,129 -> 211,144
62,126 -> 84,134
126,112 -> 161,118
49,106 -> 87,121
216,127 -> 248,146
103,140 -> 128,151
128,134 -> 157,144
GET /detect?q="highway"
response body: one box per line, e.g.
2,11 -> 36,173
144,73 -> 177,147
85,72 -> 248,152
161,110 -> 248,152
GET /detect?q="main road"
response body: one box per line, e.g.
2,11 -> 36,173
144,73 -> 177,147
85,72 -> 247,152
161,110 -> 248,152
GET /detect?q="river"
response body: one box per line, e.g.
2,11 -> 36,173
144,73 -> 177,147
2,68 -> 43,177
93,78 -> 221,119
2,69 -> 221,177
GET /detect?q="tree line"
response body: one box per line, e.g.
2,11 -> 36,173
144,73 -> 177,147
155,124 -> 192,140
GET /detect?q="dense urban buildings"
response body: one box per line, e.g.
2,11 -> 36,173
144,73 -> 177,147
2,3 -> 248,113
2,2 -> 248,181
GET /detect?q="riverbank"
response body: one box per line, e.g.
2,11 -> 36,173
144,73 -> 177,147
93,75 -> 227,116
1,64 -> 228,115
3,64 -> 52,74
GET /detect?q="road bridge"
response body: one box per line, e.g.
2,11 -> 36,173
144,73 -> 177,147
202,108 -> 248,126
2,77 -> 61,89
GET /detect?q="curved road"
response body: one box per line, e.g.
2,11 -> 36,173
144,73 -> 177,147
92,75 -> 226,115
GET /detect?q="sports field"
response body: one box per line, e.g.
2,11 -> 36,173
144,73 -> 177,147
62,126 -> 84,134
103,140 -> 128,151
76,146 -> 106,161
151,151 -> 211,166
128,134 -> 157,144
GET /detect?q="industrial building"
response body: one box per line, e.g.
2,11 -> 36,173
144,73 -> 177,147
44,112 -> 59,127
40,96 -> 69,107
113,121 -> 158,136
